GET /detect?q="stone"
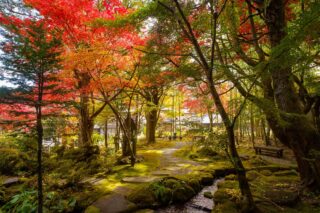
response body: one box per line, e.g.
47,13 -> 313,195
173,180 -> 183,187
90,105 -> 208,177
225,174 -> 237,180
214,190 -> 232,205
134,209 -> 155,213
172,184 -> 195,203
215,200 -> 238,213
127,186 -> 159,208
85,205 -> 100,213
273,170 -> 298,177
91,193 -> 137,213
264,190 -> 299,206
122,176 -> 160,183
200,173 -> 214,186
246,170 -> 261,181
214,168 -> 237,177
203,191 -> 213,199
151,171 -> 171,176
2,177 -> 20,187
239,154 -> 250,160
260,170 -> 273,176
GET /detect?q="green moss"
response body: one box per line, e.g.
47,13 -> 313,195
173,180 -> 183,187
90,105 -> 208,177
246,170 -> 261,181
84,205 -> 100,213
260,170 -> 273,176
214,200 -> 238,213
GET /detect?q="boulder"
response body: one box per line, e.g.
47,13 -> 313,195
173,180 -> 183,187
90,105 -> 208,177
264,190 -> 299,206
200,173 -> 214,186
2,177 -> 20,187
203,191 -> 213,199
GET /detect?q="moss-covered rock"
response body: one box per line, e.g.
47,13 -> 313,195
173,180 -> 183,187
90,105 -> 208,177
200,173 -> 214,186
204,191 -> 214,199
186,178 -> 202,193
264,189 -> 299,206
246,170 -> 261,181
172,184 -> 195,203
260,170 -> 272,176
218,180 -> 238,189
84,205 -> 100,213
214,200 -> 238,213
214,189 -> 233,205
127,185 -> 159,208
273,170 -> 298,177
225,174 -> 237,180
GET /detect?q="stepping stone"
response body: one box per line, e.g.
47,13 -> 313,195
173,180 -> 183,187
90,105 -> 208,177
2,177 -> 20,187
122,176 -> 160,183
151,171 -> 171,176
114,186 -> 132,195
164,166 -> 182,171
89,193 -> 136,213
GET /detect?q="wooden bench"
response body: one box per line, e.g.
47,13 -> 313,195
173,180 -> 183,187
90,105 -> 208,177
192,136 -> 205,142
254,146 -> 284,158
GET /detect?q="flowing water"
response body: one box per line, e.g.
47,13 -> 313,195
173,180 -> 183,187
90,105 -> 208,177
156,178 -> 225,213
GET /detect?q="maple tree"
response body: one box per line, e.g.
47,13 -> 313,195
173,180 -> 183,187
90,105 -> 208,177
24,0 -> 144,150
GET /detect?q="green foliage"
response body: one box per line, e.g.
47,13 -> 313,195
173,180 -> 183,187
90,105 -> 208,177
0,148 -> 32,175
149,181 -> 172,205
1,190 -> 37,213
0,190 -> 77,213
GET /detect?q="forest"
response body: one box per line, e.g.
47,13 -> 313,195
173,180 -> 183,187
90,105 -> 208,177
0,0 -> 319,212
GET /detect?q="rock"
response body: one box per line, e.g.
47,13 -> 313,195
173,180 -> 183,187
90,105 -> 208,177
260,170 -> 272,176
172,184 -> 195,203
134,209 -> 155,213
203,191 -> 213,199
246,170 -> 261,181
85,205 -> 100,213
214,189 -> 232,205
186,178 -> 202,193
215,200 -> 238,213
151,171 -> 171,176
215,168 -> 237,177
122,176 -> 160,183
239,154 -> 250,160
2,177 -> 20,187
225,174 -> 237,180
200,173 -> 214,186
273,170 -> 298,177
127,186 -> 159,208
92,193 -> 137,213
117,156 -> 144,165
264,190 -> 299,206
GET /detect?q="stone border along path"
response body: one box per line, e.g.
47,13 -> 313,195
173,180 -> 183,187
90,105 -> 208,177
85,142 -> 204,213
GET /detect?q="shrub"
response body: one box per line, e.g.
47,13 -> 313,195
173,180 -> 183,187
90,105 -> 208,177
0,148 -> 31,175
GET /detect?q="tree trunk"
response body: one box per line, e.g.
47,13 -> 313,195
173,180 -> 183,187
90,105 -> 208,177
250,103 -> 255,146
146,109 -> 157,144
77,72 -> 93,147
207,81 -> 256,212
265,0 -> 320,189
36,105 -> 43,213
104,118 -> 108,149
114,119 -> 120,152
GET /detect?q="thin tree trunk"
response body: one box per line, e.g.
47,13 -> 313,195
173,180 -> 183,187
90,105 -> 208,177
36,105 -> 43,213
250,103 -> 255,146
104,118 -> 108,149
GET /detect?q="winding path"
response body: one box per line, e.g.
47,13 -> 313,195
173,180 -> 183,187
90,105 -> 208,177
87,141 -> 203,213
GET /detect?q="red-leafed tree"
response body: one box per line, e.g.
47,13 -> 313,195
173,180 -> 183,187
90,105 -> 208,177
25,0 -> 144,150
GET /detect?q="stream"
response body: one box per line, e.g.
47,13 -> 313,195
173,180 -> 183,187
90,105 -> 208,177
156,178 -> 225,213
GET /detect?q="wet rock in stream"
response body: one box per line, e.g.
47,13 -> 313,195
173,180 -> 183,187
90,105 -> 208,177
156,178 -> 224,213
